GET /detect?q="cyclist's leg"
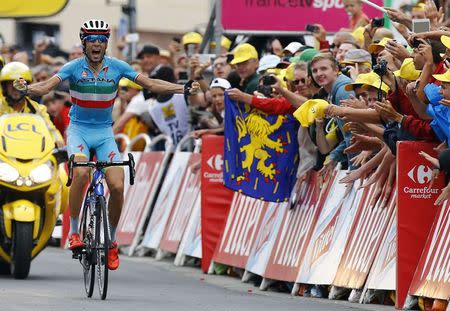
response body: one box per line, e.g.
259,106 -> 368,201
67,124 -> 91,236
94,127 -> 123,242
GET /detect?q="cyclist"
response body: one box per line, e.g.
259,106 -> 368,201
14,19 -> 199,270
0,61 -> 64,147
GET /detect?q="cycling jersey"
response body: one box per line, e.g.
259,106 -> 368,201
56,56 -> 139,128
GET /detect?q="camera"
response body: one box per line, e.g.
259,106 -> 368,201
262,75 -> 277,86
373,59 -> 388,77
340,66 -> 351,78
371,17 -> 385,28
257,85 -> 274,98
305,24 -> 318,33
411,37 -> 424,48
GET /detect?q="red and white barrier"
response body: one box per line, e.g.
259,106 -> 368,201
158,154 -> 201,257
116,152 -> 168,255
212,193 -> 268,269
409,200 -> 450,300
140,151 -> 192,250
244,201 -> 288,280
261,172 -> 329,287
332,188 -> 396,289
294,172 -> 363,287
365,212 -> 397,291
174,194 -> 202,265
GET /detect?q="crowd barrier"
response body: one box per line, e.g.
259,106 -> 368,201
61,135 -> 449,309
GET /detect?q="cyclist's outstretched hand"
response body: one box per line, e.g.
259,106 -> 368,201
13,78 -> 28,93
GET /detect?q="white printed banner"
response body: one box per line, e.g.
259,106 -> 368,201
141,152 -> 191,249
176,194 -> 202,262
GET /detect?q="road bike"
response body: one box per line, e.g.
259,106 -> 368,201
67,153 -> 135,300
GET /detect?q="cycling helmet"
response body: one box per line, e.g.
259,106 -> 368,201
79,19 -> 111,41
0,62 -> 32,83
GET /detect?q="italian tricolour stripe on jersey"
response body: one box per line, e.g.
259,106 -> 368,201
69,83 -> 117,108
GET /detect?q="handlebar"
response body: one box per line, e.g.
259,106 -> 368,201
66,153 -> 135,187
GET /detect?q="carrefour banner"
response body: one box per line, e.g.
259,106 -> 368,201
396,142 -> 444,309
221,0 -> 384,33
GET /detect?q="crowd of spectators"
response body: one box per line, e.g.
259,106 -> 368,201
0,1 -> 449,308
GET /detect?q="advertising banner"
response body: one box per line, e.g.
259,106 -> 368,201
396,142 -> 444,308
141,152 -> 191,249
295,173 -> 362,285
176,194 -> 202,264
117,152 -> 165,245
201,135 -> 234,272
221,0 -> 384,33
245,201 -> 288,277
160,154 -> 202,253
212,193 -> 268,269
366,213 -> 397,290
263,172 -> 327,282
333,189 -> 396,289
409,200 -> 450,300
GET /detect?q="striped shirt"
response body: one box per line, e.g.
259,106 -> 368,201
56,56 -> 139,127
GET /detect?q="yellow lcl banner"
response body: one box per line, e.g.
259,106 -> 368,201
0,0 -> 68,18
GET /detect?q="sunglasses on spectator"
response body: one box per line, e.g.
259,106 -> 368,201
120,87 -> 129,92
84,35 -> 108,43
293,78 -> 306,85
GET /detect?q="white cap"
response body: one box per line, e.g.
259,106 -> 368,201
283,42 -> 302,54
257,54 -> 281,73
210,78 -> 231,90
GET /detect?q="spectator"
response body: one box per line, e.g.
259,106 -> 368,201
343,0 -> 370,30
42,91 -> 70,138
137,44 -> 161,76
229,43 -> 260,94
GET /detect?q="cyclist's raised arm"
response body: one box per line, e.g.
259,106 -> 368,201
135,74 -> 184,94
26,75 -> 61,97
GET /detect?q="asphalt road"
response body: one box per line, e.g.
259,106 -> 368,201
0,247 -> 394,311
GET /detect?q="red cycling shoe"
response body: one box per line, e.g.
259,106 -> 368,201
107,242 -> 119,270
69,233 -> 85,250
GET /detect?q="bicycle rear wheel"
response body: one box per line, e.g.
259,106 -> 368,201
80,195 -> 95,298
96,196 -> 109,300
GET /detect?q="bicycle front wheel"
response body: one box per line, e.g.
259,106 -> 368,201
96,196 -> 109,300
80,196 -> 95,298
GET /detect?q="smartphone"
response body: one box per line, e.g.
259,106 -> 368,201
412,18 -> 430,33
371,17 -> 385,28
197,54 -> 215,64
305,24 -> 318,33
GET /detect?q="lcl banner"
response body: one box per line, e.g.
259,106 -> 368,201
396,142 -> 444,308
221,0 -> 384,33
409,200 -> 450,300
201,135 -> 234,272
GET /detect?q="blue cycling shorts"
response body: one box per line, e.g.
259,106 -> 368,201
67,123 -> 121,162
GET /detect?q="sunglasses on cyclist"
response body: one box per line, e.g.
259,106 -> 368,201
84,35 -> 108,43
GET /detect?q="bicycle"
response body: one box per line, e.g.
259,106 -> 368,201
66,153 -> 135,300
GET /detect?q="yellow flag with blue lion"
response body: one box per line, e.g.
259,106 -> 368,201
223,93 -> 299,202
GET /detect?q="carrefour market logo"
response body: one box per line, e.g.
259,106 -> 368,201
407,165 -> 433,184
204,154 -> 224,183
403,164 -> 438,199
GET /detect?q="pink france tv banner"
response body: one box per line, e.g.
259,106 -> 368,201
221,0 -> 384,33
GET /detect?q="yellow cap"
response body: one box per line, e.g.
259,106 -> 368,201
0,61 -> 32,82
119,78 -> 142,90
345,72 -> 379,90
433,69 -> 450,82
412,3 -> 426,12
441,35 -> 450,50
368,37 -> 391,54
182,32 -> 203,45
393,58 -> 421,81
230,43 -> 258,65
293,99 -> 329,127
361,79 -> 390,93
284,63 -> 296,81
210,36 -> 232,51
352,26 -> 365,48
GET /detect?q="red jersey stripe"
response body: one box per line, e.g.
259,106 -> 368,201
71,97 -> 115,108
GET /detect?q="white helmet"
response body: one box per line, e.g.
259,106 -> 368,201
79,19 -> 110,41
